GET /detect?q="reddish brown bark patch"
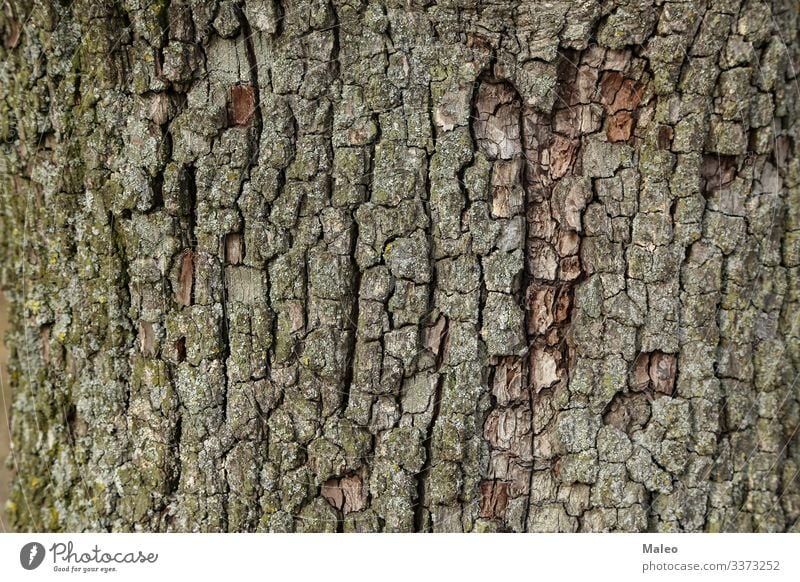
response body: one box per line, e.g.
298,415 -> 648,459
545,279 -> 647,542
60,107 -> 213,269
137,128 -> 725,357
229,83 -> 256,126
549,135 -> 578,179
607,111 -> 635,142
553,285 -> 573,323
600,72 -> 645,113
630,351 -> 677,395
479,480 -> 509,519
600,72 -> 645,143
176,251 -> 194,306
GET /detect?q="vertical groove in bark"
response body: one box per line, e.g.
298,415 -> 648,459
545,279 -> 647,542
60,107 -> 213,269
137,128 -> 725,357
471,74 -> 530,531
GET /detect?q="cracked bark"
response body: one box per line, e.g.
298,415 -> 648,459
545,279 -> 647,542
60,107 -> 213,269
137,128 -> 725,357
1,0 -> 799,533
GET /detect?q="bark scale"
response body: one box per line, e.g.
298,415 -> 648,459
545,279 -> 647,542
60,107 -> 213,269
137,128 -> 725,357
0,0 -> 799,532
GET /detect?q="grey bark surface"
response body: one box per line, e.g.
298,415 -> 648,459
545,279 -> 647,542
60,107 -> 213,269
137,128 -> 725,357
1,0 -> 799,532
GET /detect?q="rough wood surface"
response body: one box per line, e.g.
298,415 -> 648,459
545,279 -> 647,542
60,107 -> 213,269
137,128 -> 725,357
0,0 -> 798,533
0,294 -> 10,531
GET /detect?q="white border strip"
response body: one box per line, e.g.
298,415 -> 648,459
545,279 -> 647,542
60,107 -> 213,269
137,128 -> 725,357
1,533 -> 798,581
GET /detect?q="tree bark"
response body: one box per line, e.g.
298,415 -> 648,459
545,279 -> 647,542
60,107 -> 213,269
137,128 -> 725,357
1,0 -> 799,532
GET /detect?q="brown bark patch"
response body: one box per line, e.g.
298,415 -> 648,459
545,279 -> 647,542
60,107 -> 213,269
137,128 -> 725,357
491,357 -> 525,405
630,351 -> 677,395
225,232 -> 244,265
549,135 -> 578,179
599,72 -> 644,143
657,125 -> 674,150
600,72 -> 645,113
230,83 -> 256,126
529,286 -> 556,335
649,352 -> 677,395
176,251 -> 194,306
139,320 -> 155,357
607,111 -> 635,142
425,315 -> 449,366
322,474 -> 367,514
559,255 -> 582,281
553,285 -> 573,323
3,3 -> 21,49
531,347 -> 559,392
175,337 -> 186,363
479,480 -> 509,519
40,325 -> 51,365
475,80 -> 522,160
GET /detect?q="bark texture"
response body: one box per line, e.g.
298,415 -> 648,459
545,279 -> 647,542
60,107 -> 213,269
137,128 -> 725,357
1,0 -> 799,532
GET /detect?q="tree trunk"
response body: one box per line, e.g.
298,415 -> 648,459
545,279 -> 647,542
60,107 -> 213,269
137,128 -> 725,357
1,0 -> 798,533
